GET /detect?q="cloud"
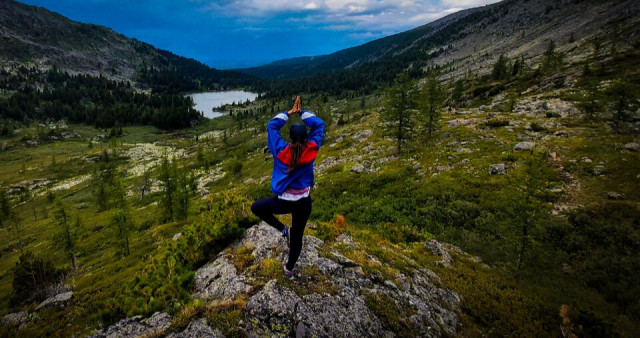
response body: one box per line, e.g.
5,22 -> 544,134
199,0 -> 503,34
441,0 -> 501,6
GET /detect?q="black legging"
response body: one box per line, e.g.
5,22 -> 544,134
251,196 -> 312,271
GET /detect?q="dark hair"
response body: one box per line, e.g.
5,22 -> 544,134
287,123 -> 307,174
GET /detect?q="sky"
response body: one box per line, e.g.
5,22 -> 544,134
19,0 -> 501,69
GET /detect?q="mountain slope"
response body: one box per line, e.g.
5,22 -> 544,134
240,0 -> 640,81
0,0 -> 255,88
239,7 -> 482,79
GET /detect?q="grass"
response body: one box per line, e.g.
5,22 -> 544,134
1,77 -> 639,337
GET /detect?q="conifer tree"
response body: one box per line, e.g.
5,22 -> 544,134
159,156 -> 176,223
53,200 -> 78,269
492,54 -> 509,81
174,169 -> 195,221
382,72 -> 414,155
451,80 -> 464,107
0,187 -> 11,229
418,75 -> 444,140
140,168 -> 152,199
608,79 -> 636,134
111,175 -> 132,256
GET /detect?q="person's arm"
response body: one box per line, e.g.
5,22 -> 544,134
267,113 -> 289,156
300,110 -> 325,148
267,96 -> 301,156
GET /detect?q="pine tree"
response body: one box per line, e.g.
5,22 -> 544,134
111,175 -> 132,256
608,79 -> 636,134
111,209 -> 132,257
451,80 -> 464,107
140,168 -> 152,199
53,200 -> 77,270
418,75 -> 444,140
382,72 -> 414,155
0,187 -> 11,229
491,54 -> 509,81
159,156 -> 175,223
174,169 -> 195,221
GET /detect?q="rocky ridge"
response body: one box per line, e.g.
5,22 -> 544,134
92,223 -> 461,337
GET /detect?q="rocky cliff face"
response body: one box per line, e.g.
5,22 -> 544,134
241,0 -> 640,80
92,223 -> 461,337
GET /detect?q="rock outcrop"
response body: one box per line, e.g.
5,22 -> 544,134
94,223 -> 461,337
89,312 -> 172,338
36,291 -> 73,311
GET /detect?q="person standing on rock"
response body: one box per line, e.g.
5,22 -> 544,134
251,95 -> 325,279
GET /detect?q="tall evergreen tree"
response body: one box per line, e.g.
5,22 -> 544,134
418,75 -> 445,140
0,186 -> 11,229
382,72 -> 414,155
159,156 -> 176,223
451,80 -> 464,107
110,175 -> 132,256
492,54 -> 509,81
174,168 -> 195,221
53,200 -> 78,270
608,79 -> 636,133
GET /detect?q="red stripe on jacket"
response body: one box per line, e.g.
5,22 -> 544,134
276,141 -> 319,167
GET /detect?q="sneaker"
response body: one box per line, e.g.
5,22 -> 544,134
283,264 -> 294,279
282,226 -> 290,244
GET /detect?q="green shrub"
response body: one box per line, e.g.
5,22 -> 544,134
10,251 -> 66,307
530,122 -> 546,132
484,118 -> 510,128
552,203 -> 640,319
226,158 -> 243,178
108,191 -> 255,321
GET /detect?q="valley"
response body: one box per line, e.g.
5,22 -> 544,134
1,0 -> 639,336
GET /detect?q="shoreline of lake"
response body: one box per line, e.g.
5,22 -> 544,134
187,90 -> 259,119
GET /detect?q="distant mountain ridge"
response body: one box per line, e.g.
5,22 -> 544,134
238,7 -> 483,79
0,0 -> 255,88
240,0 -> 640,81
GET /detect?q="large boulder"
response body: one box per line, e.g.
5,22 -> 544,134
193,256 -> 251,301
1,312 -> 28,326
89,312 -> 171,338
514,142 -> 535,151
36,291 -> 73,311
623,142 -> 640,152
98,223 -> 461,337
166,318 -> 223,338
489,163 -> 507,175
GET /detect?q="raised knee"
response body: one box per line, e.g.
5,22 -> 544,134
250,201 -> 260,215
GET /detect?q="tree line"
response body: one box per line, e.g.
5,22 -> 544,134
0,67 -> 201,129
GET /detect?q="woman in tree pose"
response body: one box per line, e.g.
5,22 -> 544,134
251,95 -> 325,278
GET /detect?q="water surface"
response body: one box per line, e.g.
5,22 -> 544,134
188,91 -> 258,119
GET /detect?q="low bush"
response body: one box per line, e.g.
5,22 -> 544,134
103,191 -> 255,322
484,118 -> 510,128
10,251 -> 67,307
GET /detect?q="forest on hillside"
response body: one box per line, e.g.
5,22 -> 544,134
1,0 -> 640,336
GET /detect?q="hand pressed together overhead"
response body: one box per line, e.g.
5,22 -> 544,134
288,95 -> 301,115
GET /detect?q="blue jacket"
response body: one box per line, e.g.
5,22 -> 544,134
267,110 -> 325,196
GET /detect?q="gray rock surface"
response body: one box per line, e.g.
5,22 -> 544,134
166,318 -> 223,338
236,224 -> 459,337
193,256 -> 251,301
1,312 -> 28,326
89,312 -> 171,338
427,240 -> 454,268
352,129 -> 373,141
514,142 -> 535,151
607,192 -> 626,200
351,162 -> 367,173
623,142 -> 640,152
36,291 -> 73,311
489,163 -> 507,175
97,223 -> 461,337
